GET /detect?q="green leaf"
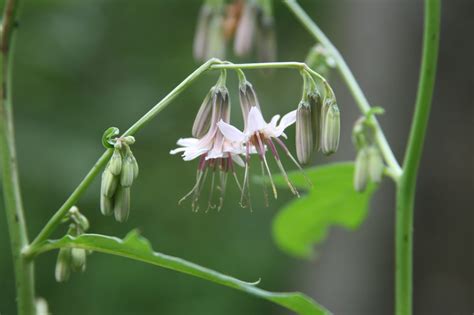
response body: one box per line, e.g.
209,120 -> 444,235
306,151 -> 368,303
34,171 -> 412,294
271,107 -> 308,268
272,162 -> 375,259
37,231 -> 331,315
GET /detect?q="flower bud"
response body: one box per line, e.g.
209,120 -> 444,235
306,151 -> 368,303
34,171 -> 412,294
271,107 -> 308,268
305,44 -> 335,78
71,248 -> 87,272
100,193 -> 114,216
308,92 -> 322,151
234,1 -> 257,56
256,13 -> 276,62
354,148 -> 369,192
295,101 -> 313,164
114,186 -> 130,223
101,169 -> 118,198
122,136 -> 135,145
36,298 -> 49,315
131,154 -> 139,179
55,248 -> 71,282
192,87 -> 215,138
321,100 -> 340,155
206,14 -> 225,60
109,149 -> 122,176
368,146 -> 384,183
239,81 -> 260,126
120,152 -> 135,187
193,4 -> 213,61
70,207 -> 90,231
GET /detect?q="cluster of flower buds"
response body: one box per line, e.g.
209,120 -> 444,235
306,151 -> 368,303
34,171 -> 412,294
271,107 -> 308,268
171,69 -> 337,211
295,72 -> 340,165
55,206 -> 90,282
352,114 -> 385,192
100,135 -> 139,222
305,44 -> 336,79
194,0 -> 277,62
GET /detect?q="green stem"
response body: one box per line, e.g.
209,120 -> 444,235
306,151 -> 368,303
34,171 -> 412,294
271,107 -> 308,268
26,58 -> 221,253
0,0 -> 36,314
283,0 -> 402,179
26,59 -> 333,253
395,1 -> 440,314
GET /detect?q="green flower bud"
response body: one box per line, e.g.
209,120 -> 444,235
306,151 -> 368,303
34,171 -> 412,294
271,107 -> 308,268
109,149 -> 123,176
295,101 -> 313,164
120,153 -> 135,188
114,186 -> 130,223
36,298 -> 49,315
368,146 -> 384,183
100,193 -> 114,216
309,92 -> 322,151
101,169 -> 118,198
354,148 -> 370,192
71,248 -> 87,272
305,44 -> 335,78
192,87 -> 215,138
256,13 -> 276,62
321,100 -> 340,155
69,206 -> 90,231
122,136 -> 135,145
55,248 -> 71,282
131,154 -> 139,179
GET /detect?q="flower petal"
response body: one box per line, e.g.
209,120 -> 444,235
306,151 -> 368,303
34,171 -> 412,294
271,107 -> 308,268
217,120 -> 246,142
246,106 -> 267,134
274,110 -> 297,137
176,137 -> 199,147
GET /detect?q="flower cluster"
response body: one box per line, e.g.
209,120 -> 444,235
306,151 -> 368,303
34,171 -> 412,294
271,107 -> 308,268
352,114 -> 385,192
100,136 -> 139,222
171,69 -> 340,211
193,0 -> 276,62
55,206 -> 90,282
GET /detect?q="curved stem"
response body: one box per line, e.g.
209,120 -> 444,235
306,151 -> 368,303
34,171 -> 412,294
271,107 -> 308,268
26,59 -> 328,252
395,1 -> 440,314
283,0 -> 402,179
26,58 -> 221,253
0,0 -> 36,314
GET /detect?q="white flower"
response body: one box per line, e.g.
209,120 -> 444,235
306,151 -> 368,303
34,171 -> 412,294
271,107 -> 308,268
218,106 -> 305,201
169,87 -> 244,211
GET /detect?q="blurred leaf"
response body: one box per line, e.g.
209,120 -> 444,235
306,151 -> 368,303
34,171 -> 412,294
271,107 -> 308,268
271,162 -> 375,259
38,231 -> 331,315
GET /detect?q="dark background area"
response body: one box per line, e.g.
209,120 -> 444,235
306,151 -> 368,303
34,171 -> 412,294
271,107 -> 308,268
0,1 -> 472,314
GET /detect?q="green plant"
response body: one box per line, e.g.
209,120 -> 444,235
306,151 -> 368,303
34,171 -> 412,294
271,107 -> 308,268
0,1 -> 440,314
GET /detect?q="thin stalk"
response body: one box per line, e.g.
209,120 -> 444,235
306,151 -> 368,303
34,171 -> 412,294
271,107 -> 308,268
26,58 -> 221,253
0,0 -> 36,314
283,0 -> 402,179
395,1 -> 440,314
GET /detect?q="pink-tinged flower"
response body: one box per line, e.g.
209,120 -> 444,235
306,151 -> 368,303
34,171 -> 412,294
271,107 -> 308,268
218,106 -> 307,204
170,88 -> 244,212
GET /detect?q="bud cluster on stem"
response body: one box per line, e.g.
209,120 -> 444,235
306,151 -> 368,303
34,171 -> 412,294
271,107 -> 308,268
100,136 -> 139,222
54,206 -> 90,282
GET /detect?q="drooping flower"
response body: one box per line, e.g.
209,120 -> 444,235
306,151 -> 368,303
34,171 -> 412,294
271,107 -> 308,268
170,87 -> 244,212
218,105 -> 307,202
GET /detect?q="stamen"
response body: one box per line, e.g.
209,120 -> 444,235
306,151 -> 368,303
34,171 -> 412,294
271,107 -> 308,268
274,137 -> 312,188
206,168 -> 216,212
256,133 -> 277,199
179,170 -> 204,207
267,139 -> 299,197
240,143 -> 253,211
260,160 -> 269,207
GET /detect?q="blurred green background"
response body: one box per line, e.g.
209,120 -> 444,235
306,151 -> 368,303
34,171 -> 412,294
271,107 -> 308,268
1,1 -> 472,314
